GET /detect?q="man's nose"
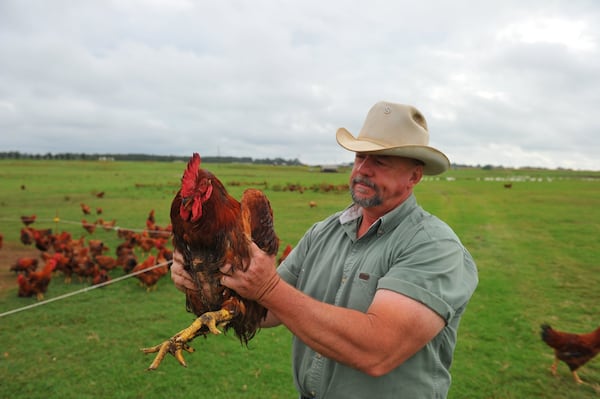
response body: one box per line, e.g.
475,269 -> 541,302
354,156 -> 373,174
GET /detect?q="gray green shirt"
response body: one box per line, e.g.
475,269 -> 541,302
277,194 -> 478,399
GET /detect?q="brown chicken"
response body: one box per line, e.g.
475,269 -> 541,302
20,227 -> 34,245
20,227 -> 53,249
88,239 -> 109,257
94,254 -> 119,271
80,203 -> 92,215
97,218 -> 117,231
132,255 -> 168,291
82,219 -> 96,234
10,257 -> 39,275
92,267 -> 110,286
116,239 -> 138,273
136,233 -> 157,254
142,152 -> 279,370
146,209 -> 156,230
21,214 -> 37,226
17,254 -> 61,300
51,231 -> 73,253
31,228 -> 54,252
145,209 -> 172,238
41,251 -> 71,274
540,323 -> 600,384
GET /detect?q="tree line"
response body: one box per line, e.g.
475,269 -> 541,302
0,151 -> 304,166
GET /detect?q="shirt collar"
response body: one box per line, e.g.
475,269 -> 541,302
339,203 -> 362,224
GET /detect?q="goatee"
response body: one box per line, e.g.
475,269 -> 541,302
350,177 -> 382,208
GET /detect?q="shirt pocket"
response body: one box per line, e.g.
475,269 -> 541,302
345,271 -> 381,312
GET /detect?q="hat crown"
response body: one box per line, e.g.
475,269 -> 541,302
358,102 -> 430,147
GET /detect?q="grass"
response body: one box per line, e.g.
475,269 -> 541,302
0,159 -> 599,398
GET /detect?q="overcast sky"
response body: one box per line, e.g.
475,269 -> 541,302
1,1 -> 599,170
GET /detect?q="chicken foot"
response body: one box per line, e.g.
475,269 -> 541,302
142,308 -> 235,370
550,357 -> 585,385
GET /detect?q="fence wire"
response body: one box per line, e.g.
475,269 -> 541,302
0,260 -> 173,318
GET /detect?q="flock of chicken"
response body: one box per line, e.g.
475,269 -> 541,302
7,206 -> 173,301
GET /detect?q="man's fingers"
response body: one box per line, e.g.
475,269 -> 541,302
219,264 -> 234,276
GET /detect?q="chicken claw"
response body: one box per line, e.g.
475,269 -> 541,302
142,339 -> 195,370
141,308 -> 235,370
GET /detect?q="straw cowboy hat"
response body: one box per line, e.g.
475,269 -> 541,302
336,101 -> 450,175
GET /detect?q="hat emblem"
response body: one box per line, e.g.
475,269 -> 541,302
383,105 -> 391,114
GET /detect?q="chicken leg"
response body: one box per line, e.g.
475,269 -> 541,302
142,298 -> 243,370
550,356 -> 584,384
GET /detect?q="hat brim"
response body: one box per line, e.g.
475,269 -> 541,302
336,128 -> 450,175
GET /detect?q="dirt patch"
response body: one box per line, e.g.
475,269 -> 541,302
0,244 -> 40,294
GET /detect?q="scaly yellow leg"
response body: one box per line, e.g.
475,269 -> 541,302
572,371 -> 584,384
141,308 -> 236,370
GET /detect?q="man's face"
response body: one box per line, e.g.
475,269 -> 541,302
349,154 -> 423,212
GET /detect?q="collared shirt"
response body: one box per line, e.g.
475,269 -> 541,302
277,194 -> 478,399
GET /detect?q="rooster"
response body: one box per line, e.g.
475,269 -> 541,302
540,323 -> 600,384
142,152 -> 279,370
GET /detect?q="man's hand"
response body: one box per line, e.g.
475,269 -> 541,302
220,242 -> 280,303
170,250 -> 196,292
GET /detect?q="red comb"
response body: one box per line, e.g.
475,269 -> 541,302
181,153 -> 201,197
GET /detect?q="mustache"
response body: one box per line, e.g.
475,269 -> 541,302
351,177 -> 377,189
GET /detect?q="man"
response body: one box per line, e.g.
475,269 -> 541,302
172,101 -> 478,398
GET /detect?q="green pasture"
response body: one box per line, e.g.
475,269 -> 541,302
0,159 -> 598,398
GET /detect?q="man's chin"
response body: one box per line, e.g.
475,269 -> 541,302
351,194 -> 382,208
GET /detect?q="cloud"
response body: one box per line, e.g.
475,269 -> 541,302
0,0 -> 599,169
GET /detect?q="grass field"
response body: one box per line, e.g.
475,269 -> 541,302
0,159 -> 599,398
